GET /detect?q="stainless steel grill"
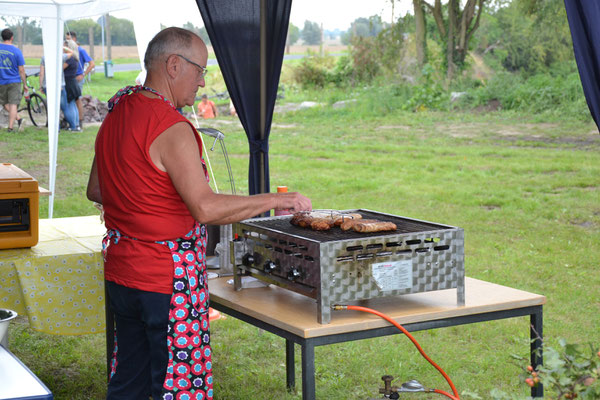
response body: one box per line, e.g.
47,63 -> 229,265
231,209 -> 465,324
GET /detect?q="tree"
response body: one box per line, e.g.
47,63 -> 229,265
341,15 -> 385,45
1,17 -> 43,46
301,20 -> 321,45
65,19 -> 100,45
107,16 -> 135,46
287,23 -> 300,46
421,0 -> 486,79
413,0 -> 427,66
472,0 -> 573,75
182,22 -> 211,45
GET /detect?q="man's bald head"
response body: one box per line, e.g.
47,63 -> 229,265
144,27 -> 205,71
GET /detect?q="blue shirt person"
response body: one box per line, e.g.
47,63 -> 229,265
0,28 -> 26,132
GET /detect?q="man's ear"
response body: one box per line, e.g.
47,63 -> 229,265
165,54 -> 180,79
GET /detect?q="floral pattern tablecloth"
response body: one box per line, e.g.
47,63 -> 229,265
0,216 -> 105,335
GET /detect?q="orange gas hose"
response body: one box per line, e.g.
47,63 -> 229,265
333,305 -> 460,400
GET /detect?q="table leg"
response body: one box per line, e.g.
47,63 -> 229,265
286,339 -> 295,391
301,342 -> 316,400
530,310 -> 543,398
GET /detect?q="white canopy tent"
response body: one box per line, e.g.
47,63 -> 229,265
1,0 -> 133,217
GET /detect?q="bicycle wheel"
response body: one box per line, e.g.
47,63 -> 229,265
28,93 -> 48,127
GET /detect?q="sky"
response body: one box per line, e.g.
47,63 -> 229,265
113,0 -> 413,32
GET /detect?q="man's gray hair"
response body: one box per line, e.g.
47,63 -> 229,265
144,27 -> 199,70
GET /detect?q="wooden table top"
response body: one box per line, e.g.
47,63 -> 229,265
208,276 -> 546,339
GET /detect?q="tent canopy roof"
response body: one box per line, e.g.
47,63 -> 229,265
0,0 -> 129,19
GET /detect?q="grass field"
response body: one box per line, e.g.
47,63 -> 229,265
1,69 -> 600,399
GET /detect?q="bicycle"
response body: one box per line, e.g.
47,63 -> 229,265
210,88 -> 229,101
18,72 -> 48,128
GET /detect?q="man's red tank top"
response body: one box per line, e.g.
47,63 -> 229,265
96,92 -> 202,294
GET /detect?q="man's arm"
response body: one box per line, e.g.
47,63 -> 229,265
81,48 -> 95,77
18,65 -> 26,91
150,122 -> 311,225
86,155 -> 102,204
84,59 -> 95,77
212,101 -> 218,117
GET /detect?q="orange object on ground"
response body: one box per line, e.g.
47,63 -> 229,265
208,307 -> 222,321
0,163 -> 39,249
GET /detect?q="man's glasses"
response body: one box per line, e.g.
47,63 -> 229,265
174,54 -> 208,78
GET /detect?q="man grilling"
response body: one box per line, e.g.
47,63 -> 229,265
86,27 -> 311,400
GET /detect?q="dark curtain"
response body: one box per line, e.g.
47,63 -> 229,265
196,0 -> 293,196
564,0 -> 600,132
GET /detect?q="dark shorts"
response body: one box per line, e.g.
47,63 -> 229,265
105,280 -> 172,400
0,83 -> 22,105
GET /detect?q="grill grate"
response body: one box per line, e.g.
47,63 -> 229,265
241,210 -> 451,243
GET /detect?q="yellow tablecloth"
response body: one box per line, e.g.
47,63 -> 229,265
0,216 -> 106,335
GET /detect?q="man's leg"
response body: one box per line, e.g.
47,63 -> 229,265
76,77 -> 85,128
6,103 -> 18,130
105,281 -> 171,400
6,83 -> 22,130
76,98 -> 84,127
60,88 -> 78,130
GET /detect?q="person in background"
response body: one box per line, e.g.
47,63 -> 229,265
65,31 -> 94,128
197,93 -> 217,119
0,28 -> 25,132
86,27 -> 311,400
61,40 -> 81,131
229,98 -> 237,116
39,56 -> 46,95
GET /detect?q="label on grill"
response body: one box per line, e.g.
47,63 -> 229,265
371,260 -> 412,292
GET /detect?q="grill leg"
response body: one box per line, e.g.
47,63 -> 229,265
286,339 -> 295,391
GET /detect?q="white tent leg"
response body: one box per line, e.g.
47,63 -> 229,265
42,14 -> 64,219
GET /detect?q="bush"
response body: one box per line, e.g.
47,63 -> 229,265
292,51 -> 336,88
350,36 -> 381,83
401,64 -> 448,112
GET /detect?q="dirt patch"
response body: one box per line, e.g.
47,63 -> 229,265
473,99 -> 502,113
435,122 -> 489,138
570,220 -> 595,229
496,133 -> 600,148
375,125 -> 412,131
482,205 -> 501,210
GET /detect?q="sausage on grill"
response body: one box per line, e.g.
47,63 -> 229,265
352,221 -> 397,233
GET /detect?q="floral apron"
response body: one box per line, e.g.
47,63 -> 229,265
103,86 -> 213,400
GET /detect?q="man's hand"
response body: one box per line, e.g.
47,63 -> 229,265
275,192 -> 312,213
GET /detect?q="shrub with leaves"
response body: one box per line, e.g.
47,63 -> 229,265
528,339 -> 600,399
401,64 -> 448,112
292,50 -> 336,88
466,340 -> 600,400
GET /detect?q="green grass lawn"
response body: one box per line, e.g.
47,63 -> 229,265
1,71 -> 600,399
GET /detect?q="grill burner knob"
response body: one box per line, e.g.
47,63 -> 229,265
287,267 -> 301,281
242,253 -> 255,267
264,260 -> 277,273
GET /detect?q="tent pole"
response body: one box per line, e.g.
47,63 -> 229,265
259,0 -> 267,195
